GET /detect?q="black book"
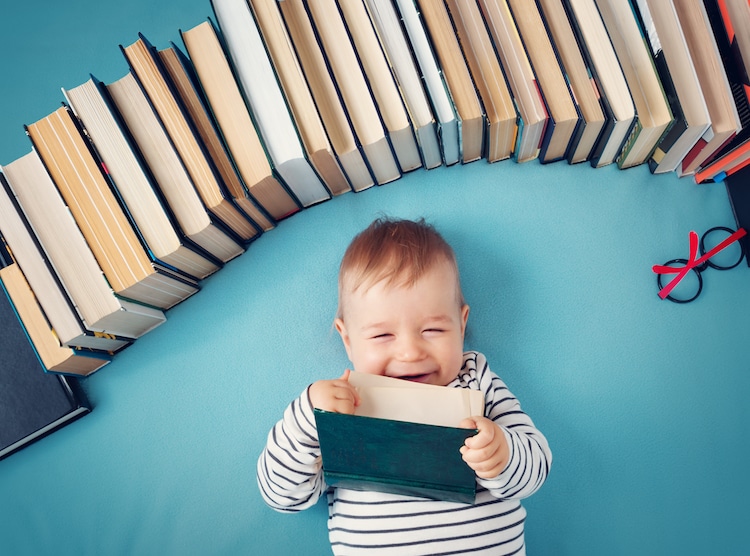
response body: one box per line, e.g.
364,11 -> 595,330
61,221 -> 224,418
725,165 -> 750,268
0,250 -> 91,461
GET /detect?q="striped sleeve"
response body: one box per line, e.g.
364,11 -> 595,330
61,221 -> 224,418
462,352 -> 552,501
256,387 -> 327,512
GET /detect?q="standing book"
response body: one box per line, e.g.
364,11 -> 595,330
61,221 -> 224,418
693,0 -> 750,183
363,0 -> 443,169
477,0 -> 550,163
178,20 -> 301,218
121,34 -> 262,244
632,0 -> 711,174
337,0 -> 422,173
26,106 -> 201,310
563,0 -> 637,167
674,0 -> 740,176
1,150 -> 166,342
302,0 -> 403,182
536,0 -> 607,164
725,164 -> 750,267
156,44 -> 276,230
211,0 -> 332,205
105,71 -> 246,264
0,173 -> 132,354
593,0 -> 674,170
276,0 -> 376,191
0,261 -> 112,376
413,0 -> 485,164
63,76 -> 224,281
0,255 -> 91,460
444,0 -> 518,163
394,0 -> 460,165
505,0 -> 581,163
315,371 -> 483,503
248,0 -> 351,195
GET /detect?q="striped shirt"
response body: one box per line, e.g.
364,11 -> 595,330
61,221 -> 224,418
257,351 -> 552,555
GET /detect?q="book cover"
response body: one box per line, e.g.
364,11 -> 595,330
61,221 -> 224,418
314,371 -> 483,504
0,251 -> 91,460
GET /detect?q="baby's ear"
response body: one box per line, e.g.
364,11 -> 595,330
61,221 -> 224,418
460,304 -> 470,336
334,318 -> 353,359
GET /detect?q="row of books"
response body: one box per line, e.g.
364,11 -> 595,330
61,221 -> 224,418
2,0 -> 750,457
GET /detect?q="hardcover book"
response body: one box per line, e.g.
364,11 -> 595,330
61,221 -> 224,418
632,0 -> 711,174
0,172 -> 132,354
303,0 -> 403,182
477,0 -> 549,163
445,0 -> 518,163
276,0 -> 376,191
364,0 -> 443,169
394,0 -> 460,165
536,0 -> 607,164
0,249 -> 91,460
594,0 -> 674,170
315,371 -> 484,504
2,150 -> 167,341
506,0 -> 581,163
415,0 -> 485,164
63,76 -> 225,281
26,106 -> 201,310
211,0 -> 333,205
248,0 -> 352,195
178,20 -> 301,217
563,0 -> 637,168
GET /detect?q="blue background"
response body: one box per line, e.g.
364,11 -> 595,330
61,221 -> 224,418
1,1 -> 748,554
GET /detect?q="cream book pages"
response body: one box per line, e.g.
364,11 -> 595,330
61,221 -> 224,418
347,371 -> 484,427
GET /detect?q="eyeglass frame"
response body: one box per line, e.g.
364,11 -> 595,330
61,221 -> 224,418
652,226 -> 747,303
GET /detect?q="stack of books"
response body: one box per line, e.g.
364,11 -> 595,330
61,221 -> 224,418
2,0 -> 749,459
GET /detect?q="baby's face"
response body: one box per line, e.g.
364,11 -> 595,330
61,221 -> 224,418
335,261 -> 469,386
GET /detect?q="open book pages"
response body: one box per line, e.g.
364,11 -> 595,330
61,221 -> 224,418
347,371 -> 484,428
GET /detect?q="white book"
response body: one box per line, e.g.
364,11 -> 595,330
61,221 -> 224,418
211,0 -> 331,206
394,0 -> 460,165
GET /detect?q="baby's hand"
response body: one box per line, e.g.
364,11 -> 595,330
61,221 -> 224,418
308,369 -> 360,414
459,416 -> 509,479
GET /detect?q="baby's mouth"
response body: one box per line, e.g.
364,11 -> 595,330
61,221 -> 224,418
398,372 -> 432,383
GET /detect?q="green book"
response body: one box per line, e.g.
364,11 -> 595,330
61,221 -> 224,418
315,372 -> 483,504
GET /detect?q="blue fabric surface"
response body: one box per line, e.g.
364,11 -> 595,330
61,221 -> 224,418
1,2 -> 748,555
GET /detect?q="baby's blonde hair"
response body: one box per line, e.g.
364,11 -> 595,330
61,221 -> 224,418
337,217 -> 464,318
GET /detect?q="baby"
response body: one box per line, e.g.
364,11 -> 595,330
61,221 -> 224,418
257,217 -> 551,555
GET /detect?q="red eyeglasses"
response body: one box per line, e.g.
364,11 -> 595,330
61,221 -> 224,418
652,226 -> 747,303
